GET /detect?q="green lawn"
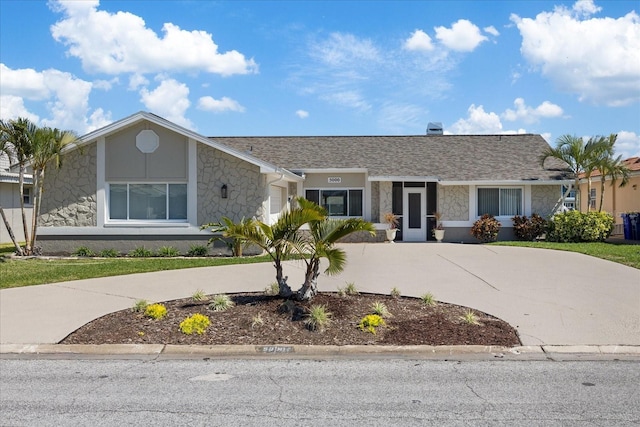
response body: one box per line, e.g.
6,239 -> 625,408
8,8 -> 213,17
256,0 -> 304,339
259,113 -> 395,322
492,241 -> 640,270
0,255 -> 272,289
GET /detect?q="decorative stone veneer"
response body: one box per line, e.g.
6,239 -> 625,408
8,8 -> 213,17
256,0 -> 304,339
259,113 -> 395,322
439,185 -> 468,221
370,181 -> 380,222
378,181 -> 392,219
198,145 -> 265,224
39,143 -> 97,227
532,185 -> 561,218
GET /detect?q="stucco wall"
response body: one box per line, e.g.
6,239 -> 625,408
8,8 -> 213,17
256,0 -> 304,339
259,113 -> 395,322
439,185 -> 468,221
39,143 -> 97,227
531,185 -> 561,218
197,145 -> 264,224
0,183 -> 33,243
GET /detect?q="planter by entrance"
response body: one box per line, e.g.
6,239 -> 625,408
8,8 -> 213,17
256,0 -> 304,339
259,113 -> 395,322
386,228 -> 397,243
434,229 -> 445,242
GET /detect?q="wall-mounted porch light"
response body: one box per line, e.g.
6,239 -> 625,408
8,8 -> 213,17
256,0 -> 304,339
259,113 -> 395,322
221,184 -> 228,199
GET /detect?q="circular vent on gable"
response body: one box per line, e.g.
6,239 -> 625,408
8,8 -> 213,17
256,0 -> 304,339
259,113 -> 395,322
136,130 -> 159,153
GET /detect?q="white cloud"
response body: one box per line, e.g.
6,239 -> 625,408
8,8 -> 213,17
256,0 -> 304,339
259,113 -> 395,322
295,110 -> 309,119
0,64 -> 109,133
502,98 -> 564,123
311,32 -> 380,67
197,96 -> 245,113
93,77 -> 119,91
404,30 -> 434,52
450,104 -> 503,134
0,95 -> 40,123
321,90 -> 371,112
49,0 -> 258,76
511,1 -> 640,106
615,131 -> 640,158
139,78 -> 193,128
483,26 -> 500,37
434,19 -> 488,52
128,74 -> 149,91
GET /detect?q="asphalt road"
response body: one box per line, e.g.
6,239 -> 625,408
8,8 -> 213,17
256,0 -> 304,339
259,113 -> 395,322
1,358 -> 638,426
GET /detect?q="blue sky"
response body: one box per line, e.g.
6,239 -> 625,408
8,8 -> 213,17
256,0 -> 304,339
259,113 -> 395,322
1,0 -> 639,158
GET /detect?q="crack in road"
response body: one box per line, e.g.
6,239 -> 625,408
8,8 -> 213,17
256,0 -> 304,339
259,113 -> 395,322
437,255 -> 500,291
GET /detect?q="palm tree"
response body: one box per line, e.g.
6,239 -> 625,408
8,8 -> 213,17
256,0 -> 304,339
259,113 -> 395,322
0,118 -> 35,254
593,135 -> 630,212
0,136 -> 23,255
294,198 -> 375,301
219,205 -> 325,297
28,126 -> 79,252
540,134 -> 606,212
202,216 -> 254,256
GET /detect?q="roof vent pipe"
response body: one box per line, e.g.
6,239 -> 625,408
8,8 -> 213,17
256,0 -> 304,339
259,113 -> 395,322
427,122 -> 443,135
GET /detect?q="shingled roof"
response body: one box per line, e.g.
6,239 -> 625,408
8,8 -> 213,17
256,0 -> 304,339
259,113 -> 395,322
211,134 -> 570,182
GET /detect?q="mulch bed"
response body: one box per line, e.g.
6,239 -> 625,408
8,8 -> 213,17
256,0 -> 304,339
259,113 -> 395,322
61,292 -> 521,346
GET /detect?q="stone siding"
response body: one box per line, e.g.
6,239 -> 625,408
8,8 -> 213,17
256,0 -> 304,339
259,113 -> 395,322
378,181 -> 392,220
439,185 -> 468,221
531,185 -> 561,218
197,145 -> 265,225
370,181 -> 380,222
39,143 -> 97,227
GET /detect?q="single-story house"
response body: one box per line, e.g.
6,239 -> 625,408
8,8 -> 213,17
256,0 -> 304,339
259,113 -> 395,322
34,111 -> 571,254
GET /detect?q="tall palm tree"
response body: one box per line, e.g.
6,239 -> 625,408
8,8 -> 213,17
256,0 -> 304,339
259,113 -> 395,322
593,135 -> 630,212
0,118 -> 35,254
540,134 -> 605,212
294,198 -> 375,301
28,126 -> 79,251
0,136 -> 23,255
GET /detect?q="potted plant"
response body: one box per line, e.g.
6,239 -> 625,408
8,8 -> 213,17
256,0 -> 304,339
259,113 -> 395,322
433,211 -> 445,242
383,212 -> 399,243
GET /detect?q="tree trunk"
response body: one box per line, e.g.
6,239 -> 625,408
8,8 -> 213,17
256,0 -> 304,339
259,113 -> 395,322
297,260 -> 320,301
18,164 -> 31,254
598,177 -> 606,212
275,262 -> 293,298
30,168 -> 44,252
0,206 -> 24,255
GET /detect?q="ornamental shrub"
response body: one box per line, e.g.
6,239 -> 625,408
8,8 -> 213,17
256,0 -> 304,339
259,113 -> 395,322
179,313 -> 211,335
512,214 -> 548,241
546,211 -> 614,242
144,303 -> 167,320
358,314 -> 386,334
73,246 -> 95,257
471,214 -> 501,243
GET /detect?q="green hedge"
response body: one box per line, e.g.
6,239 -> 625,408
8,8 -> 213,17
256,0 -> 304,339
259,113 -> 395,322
547,211 -> 614,243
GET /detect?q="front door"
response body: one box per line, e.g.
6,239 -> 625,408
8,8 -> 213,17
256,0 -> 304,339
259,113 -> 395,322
403,187 -> 426,241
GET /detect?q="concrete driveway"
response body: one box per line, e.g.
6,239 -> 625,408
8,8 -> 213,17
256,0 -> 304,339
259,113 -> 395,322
1,243 -> 638,346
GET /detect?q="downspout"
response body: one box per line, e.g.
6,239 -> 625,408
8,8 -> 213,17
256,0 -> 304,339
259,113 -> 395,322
263,170 -> 285,224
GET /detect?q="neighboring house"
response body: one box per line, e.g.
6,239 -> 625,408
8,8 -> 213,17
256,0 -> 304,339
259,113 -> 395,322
35,111 -> 571,254
577,157 -> 640,234
0,153 -> 33,244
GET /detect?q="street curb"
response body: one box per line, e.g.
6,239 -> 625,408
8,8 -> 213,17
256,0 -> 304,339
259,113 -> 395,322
2,343 -> 639,357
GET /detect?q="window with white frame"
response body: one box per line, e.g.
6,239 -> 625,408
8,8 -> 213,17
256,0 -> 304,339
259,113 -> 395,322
477,187 -> 522,217
305,189 -> 363,217
109,183 -> 187,221
23,187 -> 32,205
589,188 -> 596,210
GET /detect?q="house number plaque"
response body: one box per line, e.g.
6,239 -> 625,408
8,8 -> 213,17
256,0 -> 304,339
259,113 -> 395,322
328,177 -> 342,184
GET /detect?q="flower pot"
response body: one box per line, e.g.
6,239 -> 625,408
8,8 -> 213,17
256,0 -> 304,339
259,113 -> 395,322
434,229 -> 445,242
386,228 -> 397,243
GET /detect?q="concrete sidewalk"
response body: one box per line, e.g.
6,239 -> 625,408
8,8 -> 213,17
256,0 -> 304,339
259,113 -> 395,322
1,243 -> 639,348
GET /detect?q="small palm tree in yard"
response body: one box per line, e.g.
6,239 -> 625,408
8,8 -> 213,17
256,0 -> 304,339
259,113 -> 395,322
294,198 -> 375,301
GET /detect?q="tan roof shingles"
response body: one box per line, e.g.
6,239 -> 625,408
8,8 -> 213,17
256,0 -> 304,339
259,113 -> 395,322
211,134 -> 570,182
